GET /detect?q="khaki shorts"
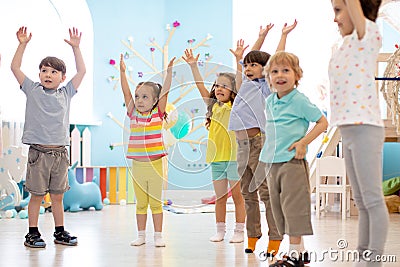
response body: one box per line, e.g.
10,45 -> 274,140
25,145 -> 70,196
267,158 -> 313,236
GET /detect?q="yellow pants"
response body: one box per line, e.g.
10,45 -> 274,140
132,158 -> 164,214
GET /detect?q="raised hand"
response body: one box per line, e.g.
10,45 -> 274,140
167,56 -> 176,72
182,49 -> 199,66
259,23 -> 274,38
120,54 -> 126,72
64,27 -> 82,48
282,20 -> 297,35
16,27 -> 32,44
229,39 -> 249,62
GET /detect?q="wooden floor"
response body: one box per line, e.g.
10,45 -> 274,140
0,191 -> 399,267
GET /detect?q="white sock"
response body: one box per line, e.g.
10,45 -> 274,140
209,222 -> 225,242
154,232 -> 165,247
130,230 -> 146,246
229,222 -> 244,243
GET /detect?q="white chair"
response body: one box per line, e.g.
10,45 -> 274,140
315,156 -> 351,220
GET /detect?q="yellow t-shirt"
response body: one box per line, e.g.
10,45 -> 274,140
206,101 -> 237,163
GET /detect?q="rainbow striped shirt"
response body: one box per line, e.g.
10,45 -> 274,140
126,106 -> 167,159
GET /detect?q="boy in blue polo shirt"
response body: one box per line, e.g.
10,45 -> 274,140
260,51 -> 328,267
229,21 -> 297,255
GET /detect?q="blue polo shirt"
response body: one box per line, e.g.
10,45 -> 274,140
259,89 -> 323,163
228,78 -> 271,132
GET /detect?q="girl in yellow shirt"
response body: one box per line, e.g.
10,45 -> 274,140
183,48 -> 245,243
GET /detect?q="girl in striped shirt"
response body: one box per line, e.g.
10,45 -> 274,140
120,54 -> 175,247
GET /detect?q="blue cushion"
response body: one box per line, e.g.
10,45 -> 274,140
383,142 -> 400,181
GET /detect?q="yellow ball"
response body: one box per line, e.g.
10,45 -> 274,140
163,103 -> 178,129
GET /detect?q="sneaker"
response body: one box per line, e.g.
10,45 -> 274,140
24,232 -> 46,248
269,253 -> 309,267
53,230 -> 78,246
269,257 -> 304,267
302,252 -> 310,264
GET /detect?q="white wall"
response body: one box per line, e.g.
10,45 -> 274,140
232,0 -> 339,111
0,0 -> 94,124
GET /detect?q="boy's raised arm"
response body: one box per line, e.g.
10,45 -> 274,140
11,27 -> 31,86
251,23 -> 274,51
65,27 -> 86,90
276,20 -> 297,52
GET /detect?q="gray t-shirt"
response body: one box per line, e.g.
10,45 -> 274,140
20,77 -> 77,145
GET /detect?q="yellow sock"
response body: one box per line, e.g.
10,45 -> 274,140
267,239 -> 282,256
245,237 -> 260,253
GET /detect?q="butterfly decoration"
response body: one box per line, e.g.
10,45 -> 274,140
172,20 -> 180,28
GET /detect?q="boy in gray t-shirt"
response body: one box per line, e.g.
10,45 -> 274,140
11,26 -> 86,248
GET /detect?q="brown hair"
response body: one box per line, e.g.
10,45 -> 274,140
39,56 -> 66,75
243,50 -> 271,67
359,0 -> 382,22
205,72 -> 237,129
264,51 -> 303,87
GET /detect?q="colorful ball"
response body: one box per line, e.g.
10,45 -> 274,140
162,129 -> 178,148
18,210 -> 28,219
103,198 -> 110,205
5,210 -> 14,218
163,103 -> 178,130
170,111 -> 192,139
11,209 -> 18,218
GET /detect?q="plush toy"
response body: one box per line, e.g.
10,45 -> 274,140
63,162 -> 103,212
0,195 -> 14,211
0,146 -> 27,207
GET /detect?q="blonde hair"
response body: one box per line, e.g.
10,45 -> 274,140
264,51 -> 303,87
